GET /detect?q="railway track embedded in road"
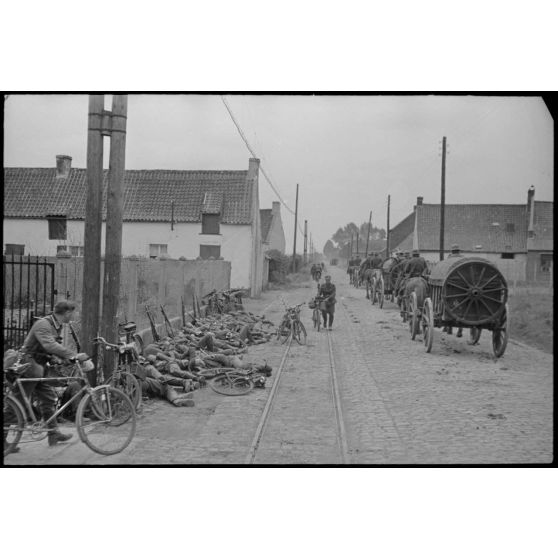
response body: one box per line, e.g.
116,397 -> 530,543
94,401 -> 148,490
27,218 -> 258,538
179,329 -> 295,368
245,308 -> 350,465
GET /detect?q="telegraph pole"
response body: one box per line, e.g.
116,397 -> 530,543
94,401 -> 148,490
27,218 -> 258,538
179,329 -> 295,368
386,195 -> 391,256
81,95 -> 104,385
101,95 -> 128,380
303,220 -> 308,265
365,210 -> 372,256
291,183 -> 299,273
439,136 -> 447,261
356,231 -> 359,257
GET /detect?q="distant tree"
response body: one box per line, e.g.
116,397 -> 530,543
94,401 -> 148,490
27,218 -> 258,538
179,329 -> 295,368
323,239 -> 336,258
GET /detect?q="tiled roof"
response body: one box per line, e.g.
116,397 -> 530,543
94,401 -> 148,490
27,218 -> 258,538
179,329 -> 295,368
531,201 -> 553,251
201,192 -> 224,215
388,211 -> 415,252
260,209 -> 273,242
4,167 -> 252,224
417,204 -> 528,253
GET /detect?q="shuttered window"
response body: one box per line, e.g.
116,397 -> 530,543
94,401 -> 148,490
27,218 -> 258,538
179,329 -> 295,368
199,245 -> 220,259
202,214 -> 220,234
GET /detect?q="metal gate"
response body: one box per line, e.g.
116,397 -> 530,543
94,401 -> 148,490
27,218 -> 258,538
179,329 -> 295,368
3,255 -> 56,351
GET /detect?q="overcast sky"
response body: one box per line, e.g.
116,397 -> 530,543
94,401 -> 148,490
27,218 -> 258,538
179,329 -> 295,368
4,94 -> 553,252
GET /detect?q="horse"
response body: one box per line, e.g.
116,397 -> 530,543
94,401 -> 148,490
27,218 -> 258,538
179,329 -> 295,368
402,276 -> 429,333
362,268 -> 382,301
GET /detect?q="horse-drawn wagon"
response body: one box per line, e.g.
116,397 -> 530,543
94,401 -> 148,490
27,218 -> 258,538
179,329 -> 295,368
419,256 -> 509,357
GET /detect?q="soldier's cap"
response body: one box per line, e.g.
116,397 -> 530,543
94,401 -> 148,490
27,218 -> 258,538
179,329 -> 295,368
325,275 -> 332,279
412,249 -> 420,256
451,244 -> 460,251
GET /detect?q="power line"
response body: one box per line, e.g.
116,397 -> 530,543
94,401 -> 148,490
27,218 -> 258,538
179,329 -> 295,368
220,95 -> 295,216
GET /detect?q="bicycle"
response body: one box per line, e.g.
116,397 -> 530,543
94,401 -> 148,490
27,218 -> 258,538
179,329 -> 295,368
94,336 -> 142,411
4,354 -> 136,457
309,296 -> 325,331
276,303 -> 307,345
199,364 -> 272,396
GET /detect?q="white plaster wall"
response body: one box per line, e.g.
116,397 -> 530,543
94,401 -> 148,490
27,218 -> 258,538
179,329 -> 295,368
3,218 -> 88,255
4,218 -> 254,290
267,216 -> 286,253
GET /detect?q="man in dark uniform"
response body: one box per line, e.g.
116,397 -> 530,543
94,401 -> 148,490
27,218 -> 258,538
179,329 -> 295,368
318,275 -> 336,330
404,249 -> 428,277
20,300 -> 90,447
371,252 -> 383,269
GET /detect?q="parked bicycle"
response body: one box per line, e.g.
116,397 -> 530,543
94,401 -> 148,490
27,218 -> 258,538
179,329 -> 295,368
94,335 -> 142,411
4,354 -> 136,457
276,302 -> 307,345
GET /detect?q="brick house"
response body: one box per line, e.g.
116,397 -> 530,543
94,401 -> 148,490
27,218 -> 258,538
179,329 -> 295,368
4,156 -> 265,296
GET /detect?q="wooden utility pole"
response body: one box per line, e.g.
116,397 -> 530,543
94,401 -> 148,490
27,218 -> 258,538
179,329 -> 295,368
356,231 -> 359,257
292,183 -> 299,273
81,95 -> 105,384
303,220 -> 308,265
386,195 -> 391,256
101,95 -> 128,380
365,210 -> 372,256
439,136 -> 447,261
350,234 -> 353,259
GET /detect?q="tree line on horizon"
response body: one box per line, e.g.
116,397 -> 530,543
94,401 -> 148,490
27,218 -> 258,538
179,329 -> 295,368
323,222 -> 387,259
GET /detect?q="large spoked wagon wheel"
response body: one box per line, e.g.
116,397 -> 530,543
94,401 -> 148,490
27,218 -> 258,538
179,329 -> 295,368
492,303 -> 509,358
442,259 -> 508,326
468,327 -> 481,345
422,298 -> 434,353
378,276 -> 385,308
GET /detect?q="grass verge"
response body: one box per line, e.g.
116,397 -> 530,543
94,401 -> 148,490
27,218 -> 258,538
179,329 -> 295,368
508,288 -> 553,354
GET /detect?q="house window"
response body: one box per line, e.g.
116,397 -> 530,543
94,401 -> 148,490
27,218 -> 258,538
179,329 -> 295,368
57,245 -> 68,254
202,214 -> 220,235
70,246 -> 84,257
505,223 -> 515,233
540,254 -> 552,272
199,245 -> 221,259
48,217 -> 67,240
501,253 -> 515,259
149,244 -> 168,259
5,244 -> 25,256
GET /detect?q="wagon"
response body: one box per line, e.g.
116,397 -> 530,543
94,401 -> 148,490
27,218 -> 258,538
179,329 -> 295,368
421,256 -> 509,357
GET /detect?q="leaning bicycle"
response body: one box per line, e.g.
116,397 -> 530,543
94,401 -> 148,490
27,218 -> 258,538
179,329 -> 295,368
4,354 -> 136,457
276,303 -> 307,345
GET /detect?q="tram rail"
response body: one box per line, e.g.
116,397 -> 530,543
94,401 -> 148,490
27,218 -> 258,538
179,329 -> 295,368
245,317 -> 350,464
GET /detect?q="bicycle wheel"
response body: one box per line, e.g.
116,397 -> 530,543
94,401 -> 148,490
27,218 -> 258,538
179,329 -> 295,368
105,370 -> 141,411
209,374 -> 254,396
4,395 -> 25,456
280,323 -> 292,344
313,309 -> 320,331
294,320 -> 307,345
76,386 -> 136,456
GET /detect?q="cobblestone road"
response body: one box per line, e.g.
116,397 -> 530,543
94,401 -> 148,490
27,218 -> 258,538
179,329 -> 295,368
5,265 -> 553,465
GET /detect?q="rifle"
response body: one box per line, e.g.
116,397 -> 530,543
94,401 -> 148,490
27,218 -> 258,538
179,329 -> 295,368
181,296 -> 186,327
68,321 -> 81,352
145,305 -> 160,343
160,305 -> 175,338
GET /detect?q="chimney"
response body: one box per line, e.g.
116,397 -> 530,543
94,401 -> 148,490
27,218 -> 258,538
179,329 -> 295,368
272,201 -> 280,216
56,155 -> 72,178
417,196 -> 423,206
527,185 -> 535,237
